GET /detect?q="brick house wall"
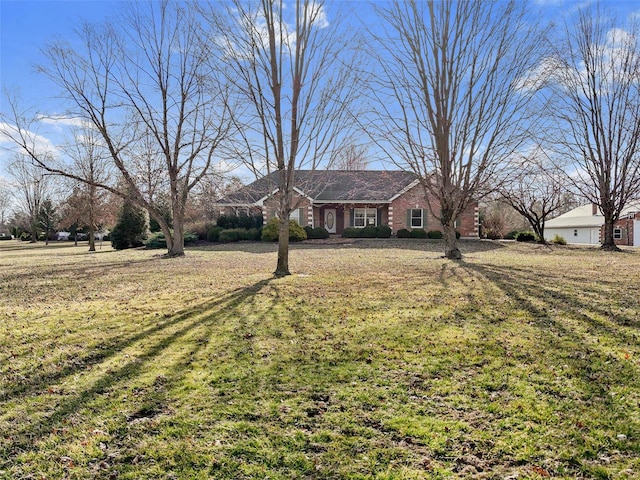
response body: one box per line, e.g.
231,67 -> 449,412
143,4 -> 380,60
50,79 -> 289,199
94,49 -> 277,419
389,184 -> 478,237
263,193 -> 313,227
602,212 -> 640,246
222,179 -> 478,238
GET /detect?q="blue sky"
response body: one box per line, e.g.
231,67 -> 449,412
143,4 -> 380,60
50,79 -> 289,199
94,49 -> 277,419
1,0 -> 640,182
1,0 -> 121,111
0,0 -> 594,112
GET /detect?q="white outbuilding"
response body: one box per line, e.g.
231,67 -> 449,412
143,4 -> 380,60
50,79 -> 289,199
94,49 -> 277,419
544,203 -> 640,246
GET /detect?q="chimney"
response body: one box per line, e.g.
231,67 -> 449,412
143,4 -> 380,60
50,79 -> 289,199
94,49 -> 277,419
592,204 -> 598,215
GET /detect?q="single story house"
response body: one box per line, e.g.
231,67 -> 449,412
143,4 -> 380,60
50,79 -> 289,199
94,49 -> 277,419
213,170 -> 479,237
544,203 -> 640,246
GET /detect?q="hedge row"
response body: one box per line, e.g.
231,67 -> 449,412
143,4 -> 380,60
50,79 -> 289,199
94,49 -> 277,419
397,228 -> 460,239
144,231 -> 199,249
342,225 -> 392,238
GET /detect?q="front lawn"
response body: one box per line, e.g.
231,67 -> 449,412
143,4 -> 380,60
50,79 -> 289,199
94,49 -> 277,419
1,240 -> 638,478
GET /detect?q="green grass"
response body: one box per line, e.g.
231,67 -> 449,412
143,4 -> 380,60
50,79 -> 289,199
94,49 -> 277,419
1,239 -> 639,479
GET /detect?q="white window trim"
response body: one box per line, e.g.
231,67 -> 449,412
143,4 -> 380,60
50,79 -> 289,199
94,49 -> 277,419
410,209 -> 423,229
289,208 -> 303,225
354,207 -> 377,228
613,227 -> 623,240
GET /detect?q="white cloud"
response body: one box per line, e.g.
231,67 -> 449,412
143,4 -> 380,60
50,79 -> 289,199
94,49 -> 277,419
515,56 -> 566,92
220,2 -> 329,61
36,114 -> 87,129
306,2 -> 329,29
0,121 -> 60,161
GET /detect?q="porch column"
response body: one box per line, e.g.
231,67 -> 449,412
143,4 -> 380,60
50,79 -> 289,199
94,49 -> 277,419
308,205 -> 314,228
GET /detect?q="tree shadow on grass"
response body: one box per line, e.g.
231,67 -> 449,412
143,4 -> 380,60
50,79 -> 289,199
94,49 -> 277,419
456,259 -> 640,416
0,277 -> 276,464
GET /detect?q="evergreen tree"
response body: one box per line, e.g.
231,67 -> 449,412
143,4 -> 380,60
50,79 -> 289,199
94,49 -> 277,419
38,199 -> 58,245
110,201 -> 147,250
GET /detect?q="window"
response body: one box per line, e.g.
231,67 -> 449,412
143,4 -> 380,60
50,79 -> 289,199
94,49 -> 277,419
614,228 -> 623,240
410,209 -> 423,228
354,207 -> 377,227
289,208 -> 303,225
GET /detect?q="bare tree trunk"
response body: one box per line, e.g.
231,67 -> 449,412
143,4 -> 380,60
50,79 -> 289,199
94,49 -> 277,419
88,225 -> 96,252
275,217 -> 291,277
443,222 -> 461,260
601,217 -> 619,251
169,217 -> 184,257
533,223 -> 546,244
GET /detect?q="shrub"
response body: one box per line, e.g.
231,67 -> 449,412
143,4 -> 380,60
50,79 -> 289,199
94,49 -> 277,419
427,230 -> 443,239
219,229 -> 240,243
261,218 -> 307,242
144,230 -> 199,249
310,227 -> 330,239
552,234 -> 567,245
0,233 -> 12,241
187,222 -> 217,240
217,214 -> 263,230
515,231 -> 536,242
246,228 -> 263,241
289,221 -> 307,242
184,231 -> 199,244
228,228 -> 262,241
207,226 -> 224,242
361,225 -> 378,238
410,228 -> 427,239
144,232 -> 167,249
504,230 -> 519,240
342,227 -> 361,238
375,225 -> 392,238
303,225 -> 330,240
396,228 -> 411,238
304,226 -> 313,238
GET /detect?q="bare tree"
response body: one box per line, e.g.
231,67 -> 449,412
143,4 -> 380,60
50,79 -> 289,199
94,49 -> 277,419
543,5 -> 640,250
498,154 -> 568,242
6,155 -> 52,242
480,194 -> 528,240
59,126 -> 114,251
1,1 -> 232,257
329,142 -> 369,171
0,178 -> 12,227
208,0 -> 362,276
369,0 -> 544,259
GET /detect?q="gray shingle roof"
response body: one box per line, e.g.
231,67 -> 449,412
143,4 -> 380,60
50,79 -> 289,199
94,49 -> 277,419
217,170 -> 419,205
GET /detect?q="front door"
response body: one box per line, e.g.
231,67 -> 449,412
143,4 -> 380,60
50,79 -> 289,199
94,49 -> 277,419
324,208 -> 337,234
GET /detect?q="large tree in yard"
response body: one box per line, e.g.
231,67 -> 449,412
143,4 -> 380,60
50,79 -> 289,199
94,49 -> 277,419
543,5 -> 640,250
1,1 -> 232,257
207,0 -> 361,276
370,0 -> 544,259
